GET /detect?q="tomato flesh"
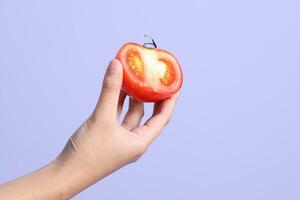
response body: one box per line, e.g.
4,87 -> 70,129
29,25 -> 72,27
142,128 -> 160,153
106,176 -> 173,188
126,49 -> 144,80
159,58 -> 176,86
116,42 -> 183,102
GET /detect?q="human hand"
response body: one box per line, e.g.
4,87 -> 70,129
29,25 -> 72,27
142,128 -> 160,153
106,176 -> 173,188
54,59 -> 180,198
0,59 -> 180,200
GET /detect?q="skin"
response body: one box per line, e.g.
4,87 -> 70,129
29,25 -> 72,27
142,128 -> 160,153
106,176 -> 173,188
0,59 -> 180,199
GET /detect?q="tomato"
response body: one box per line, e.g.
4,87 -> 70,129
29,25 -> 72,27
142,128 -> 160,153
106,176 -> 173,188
116,41 -> 183,102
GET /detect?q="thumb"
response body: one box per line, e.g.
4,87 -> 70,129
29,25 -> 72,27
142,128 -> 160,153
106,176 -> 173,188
93,59 -> 123,121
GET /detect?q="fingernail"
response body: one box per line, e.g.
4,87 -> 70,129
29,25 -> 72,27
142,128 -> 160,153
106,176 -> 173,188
108,59 -> 121,73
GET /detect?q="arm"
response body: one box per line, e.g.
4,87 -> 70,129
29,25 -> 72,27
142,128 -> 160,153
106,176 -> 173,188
0,59 -> 179,200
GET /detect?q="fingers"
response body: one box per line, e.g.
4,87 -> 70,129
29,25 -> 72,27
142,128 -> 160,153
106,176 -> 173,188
133,92 -> 179,144
117,91 -> 127,118
93,59 -> 123,122
122,98 -> 144,130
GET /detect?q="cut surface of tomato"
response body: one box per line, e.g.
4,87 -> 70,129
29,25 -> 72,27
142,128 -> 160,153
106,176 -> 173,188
116,42 -> 183,102
126,49 -> 144,80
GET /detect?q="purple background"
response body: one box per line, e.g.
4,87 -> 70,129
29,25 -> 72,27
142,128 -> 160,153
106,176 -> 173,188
1,0 -> 300,199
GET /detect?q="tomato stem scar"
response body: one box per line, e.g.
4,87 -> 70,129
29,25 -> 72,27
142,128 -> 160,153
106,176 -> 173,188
143,34 -> 157,49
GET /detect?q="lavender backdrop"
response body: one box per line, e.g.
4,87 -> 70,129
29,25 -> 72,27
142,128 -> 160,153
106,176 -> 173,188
1,0 -> 300,199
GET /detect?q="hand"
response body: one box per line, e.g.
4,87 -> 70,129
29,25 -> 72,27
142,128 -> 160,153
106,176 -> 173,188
0,59 -> 180,200
55,59 -> 180,198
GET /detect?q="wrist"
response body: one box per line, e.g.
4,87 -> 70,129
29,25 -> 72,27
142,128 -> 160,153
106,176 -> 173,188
50,154 -> 101,199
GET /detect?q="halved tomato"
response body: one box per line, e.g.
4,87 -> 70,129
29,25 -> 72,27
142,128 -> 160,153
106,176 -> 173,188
116,42 -> 183,102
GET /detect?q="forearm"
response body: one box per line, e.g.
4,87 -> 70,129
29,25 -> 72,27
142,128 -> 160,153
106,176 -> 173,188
0,156 -> 104,200
0,160 -> 66,200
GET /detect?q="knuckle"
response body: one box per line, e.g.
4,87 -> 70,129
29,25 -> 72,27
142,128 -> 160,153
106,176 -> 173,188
102,80 -> 119,93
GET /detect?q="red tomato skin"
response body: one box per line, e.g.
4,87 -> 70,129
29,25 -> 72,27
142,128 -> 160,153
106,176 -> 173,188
116,42 -> 183,102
